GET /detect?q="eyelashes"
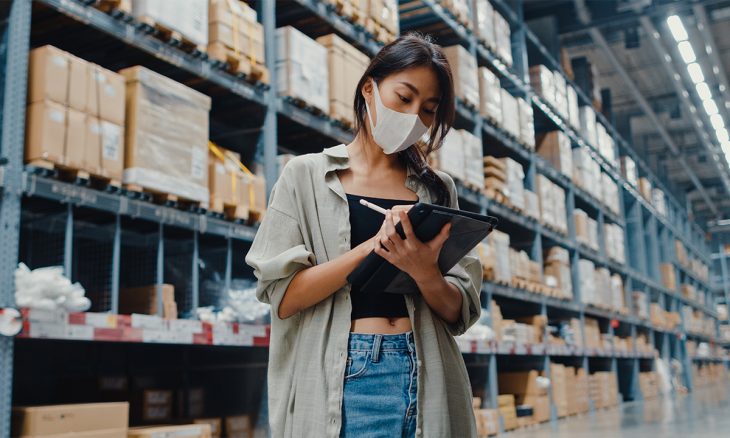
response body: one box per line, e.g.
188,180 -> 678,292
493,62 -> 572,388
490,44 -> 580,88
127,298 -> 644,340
397,94 -> 436,114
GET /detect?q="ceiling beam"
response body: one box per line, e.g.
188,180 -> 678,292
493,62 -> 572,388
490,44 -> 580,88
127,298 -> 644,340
573,0 -> 720,218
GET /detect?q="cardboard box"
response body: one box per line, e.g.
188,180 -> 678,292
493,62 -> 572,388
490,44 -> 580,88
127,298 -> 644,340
567,85 -> 580,130
474,408 -> 499,437
550,363 -> 569,417
317,34 -> 369,126
12,402 -> 128,437
121,66 -> 211,204
128,424 -> 212,438
86,64 -> 125,126
65,108 -> 86,170
436,128 -> 466,181
518,97 -> 535,149
224,415 -> 253,438
639,177 -> 652,201
501,89 -> 520,138
536,131 -> 572,178
660,263 -> 677,290
84,117 -> 124,180
475,0 -> 495,48
26,100 -> 66,164
494,11 -> 512,67
442,45 -> 480,109
497,394 -> 515,407
529,65 -> 555,105
67,54 -> 88,112
479,67 -> 502,125
119,284 -> 175,316
193,418 -> 221,438
28,45 -> 70,107
132,0 -> 208,46
276,26 -> 329,114
369,0 -> 399,35
498,370 -> 547,396
579,106 -> 597,147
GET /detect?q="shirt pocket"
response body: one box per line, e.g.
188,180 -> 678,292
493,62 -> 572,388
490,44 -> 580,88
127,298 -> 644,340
344,350 -> 371,380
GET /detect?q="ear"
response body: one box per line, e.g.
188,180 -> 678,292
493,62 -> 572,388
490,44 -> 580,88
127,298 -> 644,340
361,78 -> 373,100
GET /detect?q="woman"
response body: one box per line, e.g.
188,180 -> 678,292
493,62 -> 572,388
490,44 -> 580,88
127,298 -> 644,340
245,33 -> 482,437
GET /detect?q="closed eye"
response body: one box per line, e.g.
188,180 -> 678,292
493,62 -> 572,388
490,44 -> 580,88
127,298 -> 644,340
398,94 -> 411,104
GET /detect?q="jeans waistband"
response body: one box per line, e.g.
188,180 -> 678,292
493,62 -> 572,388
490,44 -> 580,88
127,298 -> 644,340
348,331 -> 415,352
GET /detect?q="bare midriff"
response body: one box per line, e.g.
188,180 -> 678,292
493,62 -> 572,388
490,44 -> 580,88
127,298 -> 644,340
350,317 -> 412,334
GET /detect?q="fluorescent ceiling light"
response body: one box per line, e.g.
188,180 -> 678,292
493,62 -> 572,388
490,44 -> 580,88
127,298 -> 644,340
711,113 -> 725,129
717,128 -> 729,142
688,63 -> 705,83
667,15 -> 688,41
678,41 -> 696,63
696,82 -> 712,101
704,99 -> 719,115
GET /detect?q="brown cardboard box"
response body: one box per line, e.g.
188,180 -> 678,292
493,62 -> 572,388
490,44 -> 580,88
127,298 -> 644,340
209,148 -> 241,206
499,406 -> 517,431
119,284 -> 175,316
536,131 -> 572,177
28,45 -> 70,106
660,263 -> 677,290
193,418 -> 222,438
639,177 -> 652,200
65,108 -> 86,170
26,101 -> 66,164
497,394 -> 515,407
84,117 -> 103,176
442,45 -> 480,109
516,394 -> 550,423
498,370 -> 547,396
224,415 -> 253,438
317,33 -> 369,126
474,409 -> 499,436
86,64 -> 125,126
12,402 -> 128,437
84,117 -> 124,180
240,174 -> 267,215
128,424 -> 212,438
208,20 -> 264,64
121,66 -> 211,204
66,54 -> 89,112
549,363 -> 569,417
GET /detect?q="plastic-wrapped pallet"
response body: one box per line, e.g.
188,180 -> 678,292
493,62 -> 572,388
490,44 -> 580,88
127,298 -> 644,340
478,67 -> 502,125
554,185 -> 567,234
524,190 -> 540,221
208,0 -> 267,82
621,156 -> 638,187
132,0 -> 208,47
552,71 -> 567,119
485,230 -> 511,283
578,259 -> 596,305
442,45 -> 480,109
461,130 -> 484,189
499,157 -> 525,211
579,106 -> 598,147
474,0 -> 495,49
518,97 -> 535,149
436,128 -> 465,181
588,216 -> 599,250
276,26 -> 329,114
601,172 -> 620,214
120,66 -> 211,203
567,85 -> 580,130
494,11 -> 512,67
652,188 -> 667,216
317,34 -> 370,127
610,274 -> 625,313
574,209 -> 589,246
536,175 -> 555,228
595,268 -> 611,309
501,89 -> 520,139
536,130 -> 572,178
529,65 -> 555,106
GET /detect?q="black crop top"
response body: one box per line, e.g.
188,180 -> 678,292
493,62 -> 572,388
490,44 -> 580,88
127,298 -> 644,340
346,193 -> 418,320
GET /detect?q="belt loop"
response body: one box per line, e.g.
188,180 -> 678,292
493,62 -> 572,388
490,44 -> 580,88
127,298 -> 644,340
372,334 -> 382,363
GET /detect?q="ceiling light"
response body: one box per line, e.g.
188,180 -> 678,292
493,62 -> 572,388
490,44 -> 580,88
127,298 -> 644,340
678,41 -> 696,63
704,99 -> 719,115
696,82 -> 712,100
688,63 -> 705,83
716,128 -> 729,142
667,15 -> 688,41
711,114 -> 725,129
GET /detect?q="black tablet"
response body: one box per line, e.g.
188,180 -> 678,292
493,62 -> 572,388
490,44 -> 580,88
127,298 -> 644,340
347,202 -> 498,294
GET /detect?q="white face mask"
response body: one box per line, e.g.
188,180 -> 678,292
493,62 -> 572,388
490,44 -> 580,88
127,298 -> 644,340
365,80 -> 430,154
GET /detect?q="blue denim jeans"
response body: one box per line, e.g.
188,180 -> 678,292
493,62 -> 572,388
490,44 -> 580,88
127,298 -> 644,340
340,331 -> 418,438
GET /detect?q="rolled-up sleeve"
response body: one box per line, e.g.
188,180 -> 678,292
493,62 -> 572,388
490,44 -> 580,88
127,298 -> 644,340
439,172 -> 483,336
245,170 -> 315,320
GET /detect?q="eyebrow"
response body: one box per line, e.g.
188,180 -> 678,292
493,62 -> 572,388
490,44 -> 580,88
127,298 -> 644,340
398,81 -> 440,103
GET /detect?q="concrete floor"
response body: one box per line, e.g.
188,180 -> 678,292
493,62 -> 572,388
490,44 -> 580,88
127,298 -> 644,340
507,384 -> 730,438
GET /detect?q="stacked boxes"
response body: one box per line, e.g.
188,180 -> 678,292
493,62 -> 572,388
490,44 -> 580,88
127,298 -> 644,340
583,318 -> 601,350
572,146 -> 601,197
208,0 -> 268,83
480,230 -> 511,284
652,188 -> 667,216
483,155 -> 508,200
536,131 -> 572,178
578,259 -> 596,306
518,97 -> 535,149
611,274 -> 627,313
193,419 -> 221,438
620,156 -> 638,187
276,26 -> 329,114
442,0 -> 470,27
536,175 -> 567,234
475,0 -> 495,49
552,71 -> 568,120
494,12 -> 512,67
571,368 -> 590,415
567,85 -> 580,130
317,33 -> 369,126
501,89 -> 520,139
499,157 -> 525,211
472,398 -> 499,437
209,144 -> 267,220
224,414 -> 254,438
639,372 -> 659,399
524,190 -> 541,221
119,284 -> 177,319
12,402 -> 129,438
128,424 -> 212,438
660,263 -> 677,291
639,177 -> 652,201
604,223 -> 626,264
497,394 -> 517,431
435,129 -> 483,188
633,292 -> 649,319
26,45 -> 125,181
574,209 -> 598,250
549,363 -> 569,417
367,0 -> 399,43
529,65 -> 555,106
443,45 -> 480,109
601,173 -> 620,214
674,241 -> 688,267
544,247 -> 573,299
589,372 -> 619,409
437,129 -> 466,181
579,106 -> 598,148
121,66 -> 211,203
498,370 -> 550,424
132,0 -> 208,47
479,67 -> 502,124
509,249 -> 543,286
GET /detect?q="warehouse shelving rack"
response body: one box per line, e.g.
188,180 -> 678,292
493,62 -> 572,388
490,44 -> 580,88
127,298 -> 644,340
0,0 -> 725,436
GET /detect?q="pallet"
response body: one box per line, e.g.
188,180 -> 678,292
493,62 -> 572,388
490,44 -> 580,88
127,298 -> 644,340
483,268 -> 510,286
27,159 -> 122,193
207,42 -> 269,85
284,95 -> 328,118
124,183 -> 203,211
93,0 -> 133,20
209,197 -> 249,222
136,16 -> 207,57
483,188 -> 508,205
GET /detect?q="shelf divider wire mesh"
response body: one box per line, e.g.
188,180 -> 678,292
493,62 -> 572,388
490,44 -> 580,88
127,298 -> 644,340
19,198 -> 67,270
119,217 -> 160,316
164,226 -> 195,318
72,207 -> 115,313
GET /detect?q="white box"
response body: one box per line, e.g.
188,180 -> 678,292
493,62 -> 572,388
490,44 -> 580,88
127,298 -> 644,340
132,0 -> 208,46
579,106 -> 598,147
276,26 -> 329,114
475,0 -> 495,48
437,128 -> 465,181
462,130 -> 484,188
518,97 -> 535,149
479,67 -> 502,125
567,86 -> 580,130
500,157 -> 525,210
501,89 -> 520,138
494,12 -> 512,67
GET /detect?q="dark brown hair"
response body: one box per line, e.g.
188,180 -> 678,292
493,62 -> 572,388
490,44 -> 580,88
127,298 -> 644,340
353,33 -> 455,206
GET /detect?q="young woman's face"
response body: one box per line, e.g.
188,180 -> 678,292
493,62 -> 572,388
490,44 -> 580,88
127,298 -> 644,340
364,66 -> 441,128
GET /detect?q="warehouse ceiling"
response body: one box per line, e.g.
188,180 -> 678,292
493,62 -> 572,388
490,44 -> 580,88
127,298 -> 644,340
525,0 -> 730,225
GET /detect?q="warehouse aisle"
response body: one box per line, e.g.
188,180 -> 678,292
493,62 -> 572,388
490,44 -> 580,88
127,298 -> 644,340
506,385 -> 730,438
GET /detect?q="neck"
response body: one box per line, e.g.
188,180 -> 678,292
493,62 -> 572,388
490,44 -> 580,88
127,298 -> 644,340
347,131 -> 403,173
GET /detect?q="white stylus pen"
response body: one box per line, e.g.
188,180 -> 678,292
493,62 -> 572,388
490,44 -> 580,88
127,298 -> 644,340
359,198 -> 388,215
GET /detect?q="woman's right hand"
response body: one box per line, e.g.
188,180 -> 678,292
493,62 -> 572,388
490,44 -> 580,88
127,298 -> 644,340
368,204 -> 414,250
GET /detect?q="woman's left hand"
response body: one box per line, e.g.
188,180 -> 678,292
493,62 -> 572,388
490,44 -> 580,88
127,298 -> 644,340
373,209 -> 451,282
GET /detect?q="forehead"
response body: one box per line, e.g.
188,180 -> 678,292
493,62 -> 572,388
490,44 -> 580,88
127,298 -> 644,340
383,67 -> 440,97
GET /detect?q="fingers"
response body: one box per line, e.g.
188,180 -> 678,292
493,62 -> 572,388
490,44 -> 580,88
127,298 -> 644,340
399,210 -> 416,240
384,210 -> 402,242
